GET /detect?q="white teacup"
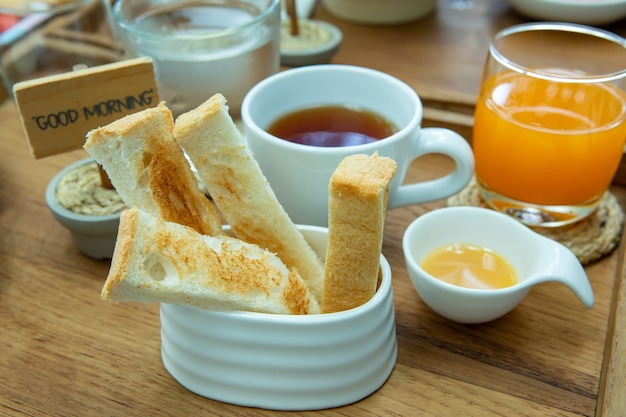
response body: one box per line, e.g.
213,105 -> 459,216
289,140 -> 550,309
241,64 -> 475,226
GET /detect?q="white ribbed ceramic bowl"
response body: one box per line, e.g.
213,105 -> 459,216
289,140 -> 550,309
160,225 -> 397,410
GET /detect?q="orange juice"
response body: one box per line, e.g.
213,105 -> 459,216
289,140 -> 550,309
421,243 -> 518,290
473,71 -> 626,205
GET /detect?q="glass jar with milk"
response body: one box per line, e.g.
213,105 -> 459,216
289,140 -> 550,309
112,0 -> 280,117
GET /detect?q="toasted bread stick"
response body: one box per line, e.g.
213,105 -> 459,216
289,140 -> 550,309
84,102 -> 222,236
102,208 -> 320,315
174,94 -> 325,302
322,153 -> 397,313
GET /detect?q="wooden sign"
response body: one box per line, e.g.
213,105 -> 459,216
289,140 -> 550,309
14,57 -> 159,159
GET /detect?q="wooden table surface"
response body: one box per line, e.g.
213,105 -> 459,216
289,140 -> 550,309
2,1 -> 625,416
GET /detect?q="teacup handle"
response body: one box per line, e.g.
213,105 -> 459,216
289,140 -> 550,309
388,127 -> 474,209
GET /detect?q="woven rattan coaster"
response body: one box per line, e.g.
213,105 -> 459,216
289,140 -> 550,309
447,178 -> 624,265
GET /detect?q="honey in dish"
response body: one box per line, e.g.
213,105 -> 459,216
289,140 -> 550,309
421,243 -> 518,289
267,105 -> 397,147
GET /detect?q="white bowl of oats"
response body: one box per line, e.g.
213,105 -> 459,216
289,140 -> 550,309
45,158 -> 125,259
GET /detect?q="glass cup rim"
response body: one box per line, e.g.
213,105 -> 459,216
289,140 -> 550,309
113,0 -> 280,41
490,21 -> 626,83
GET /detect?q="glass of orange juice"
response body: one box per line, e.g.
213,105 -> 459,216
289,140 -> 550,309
473,22 -> 626,227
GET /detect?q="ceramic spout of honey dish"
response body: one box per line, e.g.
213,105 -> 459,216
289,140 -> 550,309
402,207 -> 594,324
160,225 -> 397,410
45,158 -> 124,259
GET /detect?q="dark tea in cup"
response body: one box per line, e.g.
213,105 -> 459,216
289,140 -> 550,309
267,105 -> 397,147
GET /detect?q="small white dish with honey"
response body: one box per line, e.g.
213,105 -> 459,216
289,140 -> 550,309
402,206 -> 594,324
